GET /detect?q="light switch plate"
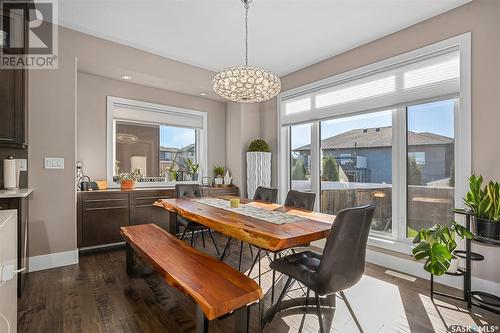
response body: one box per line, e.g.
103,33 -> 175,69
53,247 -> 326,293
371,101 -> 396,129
44,157 -> 64,169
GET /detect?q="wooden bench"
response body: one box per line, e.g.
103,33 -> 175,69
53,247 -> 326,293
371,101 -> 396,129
120,224 -> 262,333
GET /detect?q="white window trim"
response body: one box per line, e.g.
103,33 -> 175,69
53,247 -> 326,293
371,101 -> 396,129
106,96 -> 208,188
277,33 -> 471,254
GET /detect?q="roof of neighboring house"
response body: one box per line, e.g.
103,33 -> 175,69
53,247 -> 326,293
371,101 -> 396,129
294,126 -> 453,151
160,144 -> 195,153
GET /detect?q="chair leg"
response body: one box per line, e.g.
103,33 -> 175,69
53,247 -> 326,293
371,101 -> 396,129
271,252 -> 277,303
268,276 -> 293,323
340,291 -> 363,333
191,230 -> 195,247
219,237 -> 232,261
305,288 -> 310,309
180,227 -> 187,240
207,229 -> 220,256
248,243 -> 254,257
247,248 -> 261,277
238,241 -> 244,271
315,293 -> 325,333
201,229 -> 206,248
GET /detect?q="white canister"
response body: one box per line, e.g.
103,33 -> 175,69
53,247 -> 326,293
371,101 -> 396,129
0,30 -> 6,47
3,157 -> 20,189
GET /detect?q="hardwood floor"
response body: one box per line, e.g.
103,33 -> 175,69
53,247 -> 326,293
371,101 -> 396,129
19,232 -> 499,332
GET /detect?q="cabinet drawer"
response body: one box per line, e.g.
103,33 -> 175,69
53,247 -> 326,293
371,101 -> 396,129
83,193 -> 129,210
129,190 -> 174,228
81,206 -> 129,247
0,199 -> 13,210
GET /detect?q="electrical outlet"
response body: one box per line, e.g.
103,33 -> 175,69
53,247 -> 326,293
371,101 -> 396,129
44,157 -> 64,169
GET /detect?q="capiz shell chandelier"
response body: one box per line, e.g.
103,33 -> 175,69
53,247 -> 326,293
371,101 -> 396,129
212,0 -> 281,103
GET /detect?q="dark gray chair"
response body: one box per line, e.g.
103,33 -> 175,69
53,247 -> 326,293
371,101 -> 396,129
267,205 -> 375,333
284,190 -> 316,210
253,186 -> 278,203
175,184 -> 220,255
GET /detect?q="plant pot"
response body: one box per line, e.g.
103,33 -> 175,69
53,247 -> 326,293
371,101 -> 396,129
472,217 -> 500,241
191,173 -> 198,181
120,179 -> 135,190
214,177 -> 223,185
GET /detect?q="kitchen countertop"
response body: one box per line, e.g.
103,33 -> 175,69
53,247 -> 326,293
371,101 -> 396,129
0,188 -> 34,198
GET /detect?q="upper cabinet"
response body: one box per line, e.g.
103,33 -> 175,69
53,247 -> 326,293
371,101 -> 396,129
0,6 -> 28,149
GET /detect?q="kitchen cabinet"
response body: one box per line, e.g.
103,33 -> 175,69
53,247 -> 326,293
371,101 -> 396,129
77,186 -> 239,249
0,210 -> 17,333
0,7 -> 28,149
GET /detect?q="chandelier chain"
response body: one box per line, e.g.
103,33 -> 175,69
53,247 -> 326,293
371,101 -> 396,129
244,0 -> 249,67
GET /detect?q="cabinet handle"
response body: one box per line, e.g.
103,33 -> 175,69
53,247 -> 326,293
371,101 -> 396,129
84,206 -> 128,211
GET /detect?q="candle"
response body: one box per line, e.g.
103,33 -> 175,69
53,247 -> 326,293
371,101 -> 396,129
230,198 -> 240,208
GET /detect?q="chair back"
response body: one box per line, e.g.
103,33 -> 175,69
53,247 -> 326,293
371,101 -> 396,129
253,186 -> 278,203
315,205 -> 375,295
284,190 -> 316,211
175,184 -> 203,198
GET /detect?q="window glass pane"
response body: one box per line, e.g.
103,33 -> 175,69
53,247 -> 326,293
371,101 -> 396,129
116,121 -> 159,177
115,121 -> 197,180
290,124 -> 312,192
320,111 -> 393,235
407,99 -> 455,237
160,125 -> 197,178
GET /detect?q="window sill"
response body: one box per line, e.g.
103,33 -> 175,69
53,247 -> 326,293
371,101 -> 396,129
367,236 -> 414,255
107,180 -> 200,189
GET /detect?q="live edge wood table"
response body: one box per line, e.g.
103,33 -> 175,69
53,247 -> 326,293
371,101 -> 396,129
121,224 -> 262,333
154,197 -> 335,329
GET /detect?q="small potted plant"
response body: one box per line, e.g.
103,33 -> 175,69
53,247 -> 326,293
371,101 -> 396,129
213,166 -> 225,185
115,163 -> 142,190
412,221 -> 474,276
247,139 -> 272,198
187,158 -> 200,181
464,175 -> 500,240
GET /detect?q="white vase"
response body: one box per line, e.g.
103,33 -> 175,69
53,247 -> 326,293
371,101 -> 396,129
447,257 -> 459,274
246,152 -> 272,198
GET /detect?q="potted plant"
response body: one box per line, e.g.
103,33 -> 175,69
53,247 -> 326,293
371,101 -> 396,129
115,163 -> 142,190
247,139 -> 272,198
464,175 -> 500,240
213,166 -> 225,185
412,221 -> 474,276
187,158 -> 200,181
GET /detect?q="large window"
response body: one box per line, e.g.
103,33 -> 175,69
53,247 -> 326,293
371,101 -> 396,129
320,111 -> 393,235
278,34 -> 470,252
107,97 -> 207,187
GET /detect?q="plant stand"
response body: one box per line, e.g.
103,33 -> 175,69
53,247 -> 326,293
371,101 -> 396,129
429,209 -> 500,315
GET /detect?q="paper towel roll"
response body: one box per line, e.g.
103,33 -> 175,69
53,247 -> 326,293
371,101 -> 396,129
3,157 -> 19,189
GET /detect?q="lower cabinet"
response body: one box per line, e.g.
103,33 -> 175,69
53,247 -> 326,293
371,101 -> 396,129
77,186 -> 239,249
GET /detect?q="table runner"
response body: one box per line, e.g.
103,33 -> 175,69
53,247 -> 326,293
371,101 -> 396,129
193,198 -> 304,225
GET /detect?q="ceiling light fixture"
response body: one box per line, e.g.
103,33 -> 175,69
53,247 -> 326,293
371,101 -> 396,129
121,75 -> 132,80
212,0 -> 281,103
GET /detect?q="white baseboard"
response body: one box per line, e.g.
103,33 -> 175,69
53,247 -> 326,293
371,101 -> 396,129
28,249 -> 79,272
366,249 -> 500,296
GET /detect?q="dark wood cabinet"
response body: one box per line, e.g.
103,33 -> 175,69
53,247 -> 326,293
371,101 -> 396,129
0,8 -> 28,149
77,187 -> 239,249
0,195 -> 29,297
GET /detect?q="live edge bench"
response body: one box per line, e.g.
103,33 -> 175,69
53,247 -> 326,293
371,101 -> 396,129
120,224 -> 263,333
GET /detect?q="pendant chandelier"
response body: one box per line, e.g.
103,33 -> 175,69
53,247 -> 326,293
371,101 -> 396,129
212,0 -> 281,103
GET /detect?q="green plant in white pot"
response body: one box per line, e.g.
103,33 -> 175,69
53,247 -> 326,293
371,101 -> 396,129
464,175 -> 500,240
187,158 -> 200,181
412,221 -> 474,276
247,139 -> 272,198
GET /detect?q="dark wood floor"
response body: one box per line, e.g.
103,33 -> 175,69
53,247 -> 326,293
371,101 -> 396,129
18,232 -> 500,333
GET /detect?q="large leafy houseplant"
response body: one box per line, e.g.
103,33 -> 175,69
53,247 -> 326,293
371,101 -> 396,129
412,221 -> 473,276
463,175 -> 500,240
186,158 -> 200,181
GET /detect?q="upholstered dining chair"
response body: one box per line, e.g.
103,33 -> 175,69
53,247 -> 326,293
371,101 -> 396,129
284,190 -> 316,211
175,184 -> 220,255
220,186 -> 279,271
267,205 -> 375,333
253,186 -> 278,203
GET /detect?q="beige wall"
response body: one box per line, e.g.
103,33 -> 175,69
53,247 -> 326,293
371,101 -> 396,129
28,26 -> 226,257
225,102 -> 261,197
77,72 -> 226,180
261,0 -> 500,283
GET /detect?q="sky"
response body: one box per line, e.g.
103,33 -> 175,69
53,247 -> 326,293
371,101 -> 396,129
291,99 -> 455,149
160,125 -> 196,148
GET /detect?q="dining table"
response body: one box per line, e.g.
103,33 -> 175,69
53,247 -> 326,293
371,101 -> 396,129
154,195 -> 336,330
